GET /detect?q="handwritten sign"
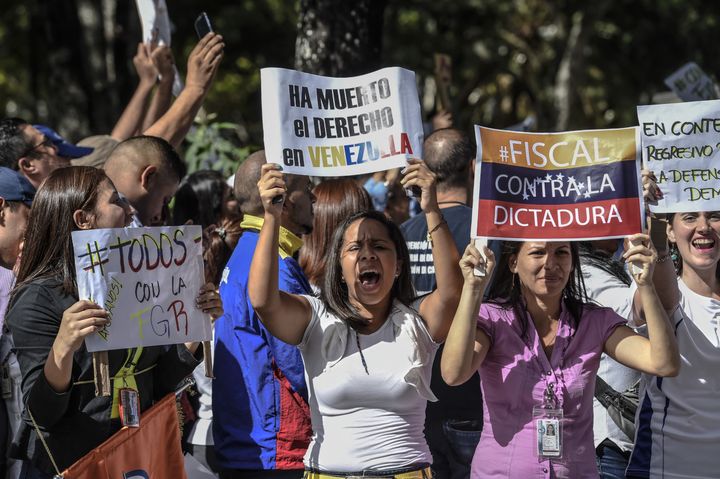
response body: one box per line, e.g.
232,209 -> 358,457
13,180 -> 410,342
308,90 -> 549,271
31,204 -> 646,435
134,0 -> 183,96
261,67 -> 423,177
72,226 -> 211,352
638,99 -> 720,213
664,62 -> 718,102
471,126 -> 643,241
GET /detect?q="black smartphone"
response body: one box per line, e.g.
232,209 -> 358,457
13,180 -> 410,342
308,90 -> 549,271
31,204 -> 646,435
194,12 -> 213,39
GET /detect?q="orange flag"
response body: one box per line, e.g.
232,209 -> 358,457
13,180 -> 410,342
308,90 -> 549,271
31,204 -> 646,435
61,393 -> 187,479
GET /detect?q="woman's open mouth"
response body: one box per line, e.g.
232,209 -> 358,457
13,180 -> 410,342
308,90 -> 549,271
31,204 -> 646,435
359,270 -> 381,290
692,237 -> 716,252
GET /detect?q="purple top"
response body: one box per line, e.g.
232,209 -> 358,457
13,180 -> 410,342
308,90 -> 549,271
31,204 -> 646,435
471,302 -> 625,479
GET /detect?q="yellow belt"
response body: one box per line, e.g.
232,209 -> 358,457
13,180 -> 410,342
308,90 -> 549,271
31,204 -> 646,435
303,467 -> 432,479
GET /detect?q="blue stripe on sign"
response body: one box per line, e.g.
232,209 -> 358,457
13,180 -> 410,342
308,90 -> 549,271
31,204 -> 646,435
478,160 -> 639,205
626,390 -> 655,478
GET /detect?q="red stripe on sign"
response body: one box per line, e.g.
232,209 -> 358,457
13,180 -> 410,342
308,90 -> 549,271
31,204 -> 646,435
476,198 -> 642,240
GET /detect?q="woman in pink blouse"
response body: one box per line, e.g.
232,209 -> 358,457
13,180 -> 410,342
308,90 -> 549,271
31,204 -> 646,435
441,238 -> 679,478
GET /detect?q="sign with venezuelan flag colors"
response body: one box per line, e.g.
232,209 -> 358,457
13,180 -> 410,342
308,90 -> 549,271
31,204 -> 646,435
71,226 -> 211,352
471,126 -> 643,241
261,67 -> 423,176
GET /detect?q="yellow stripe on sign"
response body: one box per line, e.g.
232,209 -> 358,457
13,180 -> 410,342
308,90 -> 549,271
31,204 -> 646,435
479,127 -> 637,171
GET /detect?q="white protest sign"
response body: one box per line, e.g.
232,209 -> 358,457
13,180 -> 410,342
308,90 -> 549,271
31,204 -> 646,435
72,226 -> 211,352
134,0 -> 184,96
261,67 -> 423,177
664,62 -> 718,102
135,0 -> 171,45
638,99 -> 720,213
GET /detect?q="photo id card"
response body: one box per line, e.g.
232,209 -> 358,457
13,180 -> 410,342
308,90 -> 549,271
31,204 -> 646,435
534,407 -> 563,458
119,388 -> 140,427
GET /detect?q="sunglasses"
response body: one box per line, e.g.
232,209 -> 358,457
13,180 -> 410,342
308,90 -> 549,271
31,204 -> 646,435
25,136 -> 56,156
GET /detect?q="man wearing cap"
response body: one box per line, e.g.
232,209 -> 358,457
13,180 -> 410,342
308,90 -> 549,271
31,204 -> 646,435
0,167 -> 35,479
0,118 -> 79,190
34,125 -> 94,164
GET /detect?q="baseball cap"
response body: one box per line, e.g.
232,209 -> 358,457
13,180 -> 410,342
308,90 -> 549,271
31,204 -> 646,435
34,124 -> 94,159
0,167 -> 35,206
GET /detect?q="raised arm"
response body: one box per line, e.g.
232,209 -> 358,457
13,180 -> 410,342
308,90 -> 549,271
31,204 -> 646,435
402,158 -> 463,341
110,43 -> 157,141
441,243 -> 495,385
248,164 -> 312,345
605,233 -> 680,377
141,45 -> 175,132
144,33 -> 224,149
632,169 -> 680,321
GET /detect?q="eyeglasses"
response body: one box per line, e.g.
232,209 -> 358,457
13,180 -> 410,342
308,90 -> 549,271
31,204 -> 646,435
24,136 -> 56,156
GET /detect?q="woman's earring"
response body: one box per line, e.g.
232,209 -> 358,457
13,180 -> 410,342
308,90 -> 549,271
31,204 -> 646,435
511,273 -> 517,290
670,242 -> 679,263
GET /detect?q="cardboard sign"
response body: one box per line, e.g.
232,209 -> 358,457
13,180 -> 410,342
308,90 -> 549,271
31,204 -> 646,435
72,226 -> 211,352
261,67 -> 423,176
638,99 -> 720,213
134,0 -> 183,96
664,62 -> 718,102
472,126 -> 643,241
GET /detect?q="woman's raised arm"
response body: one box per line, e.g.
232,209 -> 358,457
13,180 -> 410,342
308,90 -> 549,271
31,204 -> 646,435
441,244 -> 495,385
248,163 -> 312,345
402,159 -> 463,342
605,233 -> 680,377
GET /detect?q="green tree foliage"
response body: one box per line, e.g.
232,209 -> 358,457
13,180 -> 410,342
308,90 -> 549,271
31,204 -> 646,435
2,0 -> 720,158
184,113 -> 252,176
383,0 -> 720,131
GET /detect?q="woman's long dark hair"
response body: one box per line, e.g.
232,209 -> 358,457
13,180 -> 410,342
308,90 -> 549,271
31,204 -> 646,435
485,241 -> 588,338
172,170 -> 234,229
15,166 -> 108,296
321,210 -> 415,328
579,242 -> 632,287
203,218 -> 243,285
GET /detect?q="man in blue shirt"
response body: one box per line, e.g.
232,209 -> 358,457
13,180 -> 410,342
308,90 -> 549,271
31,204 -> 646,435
214,150 -> 315,479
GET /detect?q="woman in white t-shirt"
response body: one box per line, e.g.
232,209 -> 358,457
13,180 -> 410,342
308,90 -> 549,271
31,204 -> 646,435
247,160 -> 463,478
626,174 -> 720,478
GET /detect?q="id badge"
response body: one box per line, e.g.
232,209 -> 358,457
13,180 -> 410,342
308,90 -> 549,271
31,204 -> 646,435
119,388 -> 140,427
534,406 -> 563,458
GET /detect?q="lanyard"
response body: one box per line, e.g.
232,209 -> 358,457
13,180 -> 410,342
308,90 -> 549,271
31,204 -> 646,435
110,347 -> 144,419
520,307 -> 570,409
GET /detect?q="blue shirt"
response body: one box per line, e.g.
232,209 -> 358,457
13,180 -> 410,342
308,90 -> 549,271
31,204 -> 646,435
213,225 -> 312,470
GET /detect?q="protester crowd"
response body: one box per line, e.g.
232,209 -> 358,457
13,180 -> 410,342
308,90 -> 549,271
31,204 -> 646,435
0,27 -> 718,479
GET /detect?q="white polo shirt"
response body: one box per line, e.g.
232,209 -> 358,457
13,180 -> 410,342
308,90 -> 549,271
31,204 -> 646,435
627,279 -> 720,478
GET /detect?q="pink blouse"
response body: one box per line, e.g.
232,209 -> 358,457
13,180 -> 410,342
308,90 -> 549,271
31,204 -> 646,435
471,302 -> 625,479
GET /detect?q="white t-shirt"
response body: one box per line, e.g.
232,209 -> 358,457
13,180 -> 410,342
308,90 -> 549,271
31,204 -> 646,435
582,262 -> 640,452
298,295 -> 438,472
187,331 -> 215,446
627,279 -> 720,478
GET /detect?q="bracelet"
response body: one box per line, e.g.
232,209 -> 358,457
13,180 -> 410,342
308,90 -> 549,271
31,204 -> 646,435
426,217 -> 447,248
656,254 -> 672,264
